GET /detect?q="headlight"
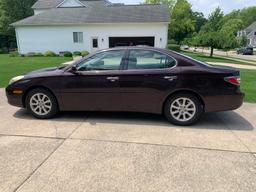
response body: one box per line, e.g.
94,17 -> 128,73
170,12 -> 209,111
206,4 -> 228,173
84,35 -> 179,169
9,75 -> 24,85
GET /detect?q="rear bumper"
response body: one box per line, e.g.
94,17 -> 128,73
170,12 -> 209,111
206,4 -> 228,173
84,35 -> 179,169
5,87 -> 24,108
204,92 -> 244,112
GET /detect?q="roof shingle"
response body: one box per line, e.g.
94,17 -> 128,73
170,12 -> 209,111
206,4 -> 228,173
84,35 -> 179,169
12,4 -> 170,26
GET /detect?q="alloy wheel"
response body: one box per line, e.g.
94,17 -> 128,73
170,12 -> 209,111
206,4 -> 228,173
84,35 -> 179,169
170,97 -> 196,122
29,93 -> 52,116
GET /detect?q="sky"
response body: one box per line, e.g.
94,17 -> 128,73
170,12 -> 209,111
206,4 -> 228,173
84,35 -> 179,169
110,0 -> 256,17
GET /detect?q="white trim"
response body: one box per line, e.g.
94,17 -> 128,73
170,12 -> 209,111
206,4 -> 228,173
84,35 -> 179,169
56,0 -> 86,8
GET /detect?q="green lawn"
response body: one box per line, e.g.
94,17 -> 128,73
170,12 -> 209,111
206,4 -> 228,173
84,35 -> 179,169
181,51 -> 255,66
240,69 -> 256,103
0,54 -> 71,87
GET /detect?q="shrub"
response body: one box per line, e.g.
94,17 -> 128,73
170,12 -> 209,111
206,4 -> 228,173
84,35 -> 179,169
81,51 -> 90,57
64,51 -> 72,57
0,48 -> 8,54
35,52 -> 44,57
73,51 -> 81,56
9,51 -> 19,57
26,52 -> 36,57
167,44 -> 181,52
44,51 -> 57,57
168,39 -> 177,45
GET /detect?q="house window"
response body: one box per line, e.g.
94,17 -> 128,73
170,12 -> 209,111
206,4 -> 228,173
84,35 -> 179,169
92,38 -> 98,48
73,32 -> 83,43
254,31 -> 256,36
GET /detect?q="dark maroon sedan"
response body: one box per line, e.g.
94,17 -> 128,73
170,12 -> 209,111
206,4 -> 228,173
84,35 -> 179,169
6,47 -> 244,125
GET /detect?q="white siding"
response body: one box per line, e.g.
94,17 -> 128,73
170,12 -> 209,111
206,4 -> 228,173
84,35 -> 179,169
15,23 -> 169,54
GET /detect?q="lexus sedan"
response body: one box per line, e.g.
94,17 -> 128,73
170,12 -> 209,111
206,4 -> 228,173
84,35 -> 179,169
6,47 -> 244,125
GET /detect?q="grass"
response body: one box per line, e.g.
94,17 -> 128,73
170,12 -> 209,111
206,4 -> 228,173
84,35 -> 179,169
0,54 -> 71,87
240,69 -> 256,103
181,51 -> 255,66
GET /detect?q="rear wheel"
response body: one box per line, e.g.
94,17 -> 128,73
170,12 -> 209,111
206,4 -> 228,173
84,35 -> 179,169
164,93 -> 203,126
25,88 -> 58,119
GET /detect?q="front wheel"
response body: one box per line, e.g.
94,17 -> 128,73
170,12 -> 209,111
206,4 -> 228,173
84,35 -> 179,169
25,88 -> 59,119
164,93 -> 203,126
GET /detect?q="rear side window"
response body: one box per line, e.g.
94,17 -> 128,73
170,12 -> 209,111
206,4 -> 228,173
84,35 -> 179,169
128,50 -> 176,70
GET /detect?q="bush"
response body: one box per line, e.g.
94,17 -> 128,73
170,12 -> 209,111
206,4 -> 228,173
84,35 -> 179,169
64,51 -> 72,57
168,39 -> 177,45
81,51 -> 89,57
44,51 -> 57,57
167,44 -> 181,52
9,51 -> 19,57
73,51 -> 81,56
26,52 -> 36,57
0,48 -> 8,54
35,52 -> 44,57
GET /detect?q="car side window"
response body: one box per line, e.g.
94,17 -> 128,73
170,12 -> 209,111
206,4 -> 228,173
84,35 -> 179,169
76,50 -> 125,71
128,50 -> 176,70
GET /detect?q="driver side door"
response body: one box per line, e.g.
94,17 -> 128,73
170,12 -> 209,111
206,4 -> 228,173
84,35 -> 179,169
60,49 -> 127,111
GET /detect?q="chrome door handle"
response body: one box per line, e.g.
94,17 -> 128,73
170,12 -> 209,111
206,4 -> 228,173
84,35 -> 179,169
164,76 -> 177,81
107,77 -> 119,82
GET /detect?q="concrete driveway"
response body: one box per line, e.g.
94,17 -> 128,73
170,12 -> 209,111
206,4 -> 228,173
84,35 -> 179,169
0,89 -> 255,192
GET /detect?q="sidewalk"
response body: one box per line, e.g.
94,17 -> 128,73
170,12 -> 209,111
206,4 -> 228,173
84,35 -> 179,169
207,62 -> 256,70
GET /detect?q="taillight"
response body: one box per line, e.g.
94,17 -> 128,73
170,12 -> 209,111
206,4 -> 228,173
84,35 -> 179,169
224,76 -> 240,86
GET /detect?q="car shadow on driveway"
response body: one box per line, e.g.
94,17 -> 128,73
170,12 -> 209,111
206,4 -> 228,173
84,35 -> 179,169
13,109 -> 254,131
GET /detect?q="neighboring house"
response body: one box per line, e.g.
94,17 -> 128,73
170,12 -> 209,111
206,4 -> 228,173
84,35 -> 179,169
237,21 -> 256,46
12,0 -> 170,54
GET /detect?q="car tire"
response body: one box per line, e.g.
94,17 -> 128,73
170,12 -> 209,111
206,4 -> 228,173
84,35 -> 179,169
164,93 -> 203,126
25,88 -> 59,119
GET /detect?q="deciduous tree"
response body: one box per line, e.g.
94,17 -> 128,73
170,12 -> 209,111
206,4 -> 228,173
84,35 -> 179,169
0,0 -> 36,51
168,0 -> 195,43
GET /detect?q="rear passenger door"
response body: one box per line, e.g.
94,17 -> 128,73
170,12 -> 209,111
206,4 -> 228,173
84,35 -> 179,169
119,49 -> 179,113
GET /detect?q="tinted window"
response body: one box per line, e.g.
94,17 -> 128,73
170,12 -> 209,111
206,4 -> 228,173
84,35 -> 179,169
128,50 -> 176,70
76,50 -> 125,71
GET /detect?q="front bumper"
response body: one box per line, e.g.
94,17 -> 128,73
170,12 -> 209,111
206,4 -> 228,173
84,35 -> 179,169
5,87 -> 24,108
204,92 -> 245,112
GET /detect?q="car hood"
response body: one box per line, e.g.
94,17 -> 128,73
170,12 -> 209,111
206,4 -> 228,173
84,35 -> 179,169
27,67 -> 59,75
25,66 -> 66,79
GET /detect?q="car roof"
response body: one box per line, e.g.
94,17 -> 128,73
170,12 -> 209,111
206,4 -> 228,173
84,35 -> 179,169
99,46 -> 172,54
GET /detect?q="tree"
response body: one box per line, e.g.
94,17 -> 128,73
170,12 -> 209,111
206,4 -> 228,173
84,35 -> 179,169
198,7 -> 224,57
239,35 -> 248,47
192,12 -> 207,32
0,0 -> 36,51
168,0 -> 195,43
219,19 -> 242,54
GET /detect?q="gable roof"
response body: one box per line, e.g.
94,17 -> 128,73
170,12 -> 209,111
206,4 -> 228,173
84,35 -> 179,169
32,0 -> 110,9
245,21 -> 256,33
32,0 -> 63,9
12,4 -> 170,26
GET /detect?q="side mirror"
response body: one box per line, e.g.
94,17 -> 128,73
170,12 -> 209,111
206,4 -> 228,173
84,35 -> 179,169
71,66 -> 79,74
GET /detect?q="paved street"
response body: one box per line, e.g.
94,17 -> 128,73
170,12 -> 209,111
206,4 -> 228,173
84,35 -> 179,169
0,89 -> 256,192
189,47 -> 256,63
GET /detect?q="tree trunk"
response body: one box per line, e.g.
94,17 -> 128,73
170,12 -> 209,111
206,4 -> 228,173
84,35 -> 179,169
210,47 -> 214,57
